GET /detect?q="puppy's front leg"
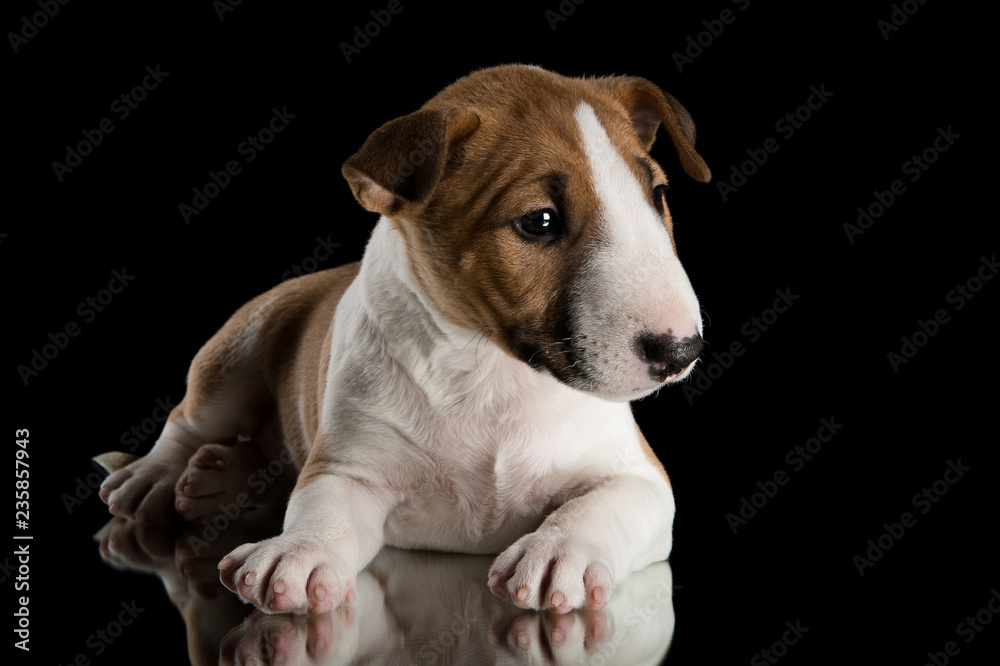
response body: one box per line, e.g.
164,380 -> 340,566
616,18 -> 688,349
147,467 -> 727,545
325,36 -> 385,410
219,471 -> 397,615
489,470 -> 674,614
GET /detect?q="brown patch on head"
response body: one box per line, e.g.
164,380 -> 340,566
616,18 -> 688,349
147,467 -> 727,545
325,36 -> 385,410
590,75 -> 712,183
409,67 -> 607,377
341,65 -> 709,385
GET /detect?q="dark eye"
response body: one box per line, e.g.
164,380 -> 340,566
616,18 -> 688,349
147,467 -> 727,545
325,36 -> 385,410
652,184 -> 670,217
513,209 -> 561,240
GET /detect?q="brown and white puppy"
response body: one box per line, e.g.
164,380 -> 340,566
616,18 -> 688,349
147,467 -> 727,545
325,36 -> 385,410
99,64 -> 711,615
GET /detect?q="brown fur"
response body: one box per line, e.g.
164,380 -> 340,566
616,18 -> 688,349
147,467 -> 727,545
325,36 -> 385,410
342,65 -> 708,382
175,263 -> 359,472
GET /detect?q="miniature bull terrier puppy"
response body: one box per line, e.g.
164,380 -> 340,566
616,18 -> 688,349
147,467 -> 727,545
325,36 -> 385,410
99,64 -> 711,615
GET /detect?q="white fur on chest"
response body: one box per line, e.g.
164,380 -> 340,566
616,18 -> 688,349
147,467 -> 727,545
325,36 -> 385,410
314,220 -> 649,552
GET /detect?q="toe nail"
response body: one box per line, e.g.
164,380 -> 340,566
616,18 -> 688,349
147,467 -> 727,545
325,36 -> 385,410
244,572 -> 256,586
552,591 -> 565,608
315,585 -> 326,601
218,557 -> 233,570
515,587 -> 528,602
592,587 -> 604,605
215,459 -> 226,468
272,579 -> 286,594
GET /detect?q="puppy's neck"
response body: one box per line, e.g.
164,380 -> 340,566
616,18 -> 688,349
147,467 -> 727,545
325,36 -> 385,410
355,218 -> 528,399
358,218 -> 450,342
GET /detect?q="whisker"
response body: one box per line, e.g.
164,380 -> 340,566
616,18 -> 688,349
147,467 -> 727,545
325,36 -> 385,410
527,337 -> 577,365
460,325 -> 490,357
475,327 -> 495,372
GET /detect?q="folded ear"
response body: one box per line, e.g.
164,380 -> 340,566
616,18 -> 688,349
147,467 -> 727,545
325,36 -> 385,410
342,107 -> 480,216
595,76 -> 712,183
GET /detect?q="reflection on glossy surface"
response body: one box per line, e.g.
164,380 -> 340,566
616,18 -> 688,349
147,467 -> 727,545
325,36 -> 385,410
97,513 -> 674,665
96,509 -> 283,664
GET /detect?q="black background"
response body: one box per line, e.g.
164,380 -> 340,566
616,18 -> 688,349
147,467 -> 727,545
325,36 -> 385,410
6,0 -> 995,664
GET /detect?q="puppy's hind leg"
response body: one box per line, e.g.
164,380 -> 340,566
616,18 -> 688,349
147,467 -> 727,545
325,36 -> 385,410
100,303 -> 275,522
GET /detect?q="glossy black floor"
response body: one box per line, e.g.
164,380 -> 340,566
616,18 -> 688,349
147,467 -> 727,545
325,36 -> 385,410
8,2 -> 994,664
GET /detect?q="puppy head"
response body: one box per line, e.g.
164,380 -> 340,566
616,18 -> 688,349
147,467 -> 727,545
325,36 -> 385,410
342,65 -> 710,401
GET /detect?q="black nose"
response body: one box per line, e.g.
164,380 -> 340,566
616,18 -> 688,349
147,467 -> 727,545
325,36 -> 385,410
635,332 -> 703,381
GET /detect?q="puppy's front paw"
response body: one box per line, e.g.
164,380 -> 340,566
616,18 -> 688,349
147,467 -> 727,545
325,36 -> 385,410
488,532 -> 613,614
219,535 -> 354,615
99,455 -> 185,522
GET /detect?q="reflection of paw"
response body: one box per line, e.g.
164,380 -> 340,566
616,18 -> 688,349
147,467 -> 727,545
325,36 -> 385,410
174,441 -> 272,521
490,611 -> 609,663
489,533 -> 613,613
99,454 -> 185,522
219,535 -> 355,615
96,516 -> 231,601
96,516 -> 180,572
220,608 -> 355,666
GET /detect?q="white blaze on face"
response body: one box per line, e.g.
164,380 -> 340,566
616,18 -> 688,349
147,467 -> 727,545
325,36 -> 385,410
571,102 -> 703,401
